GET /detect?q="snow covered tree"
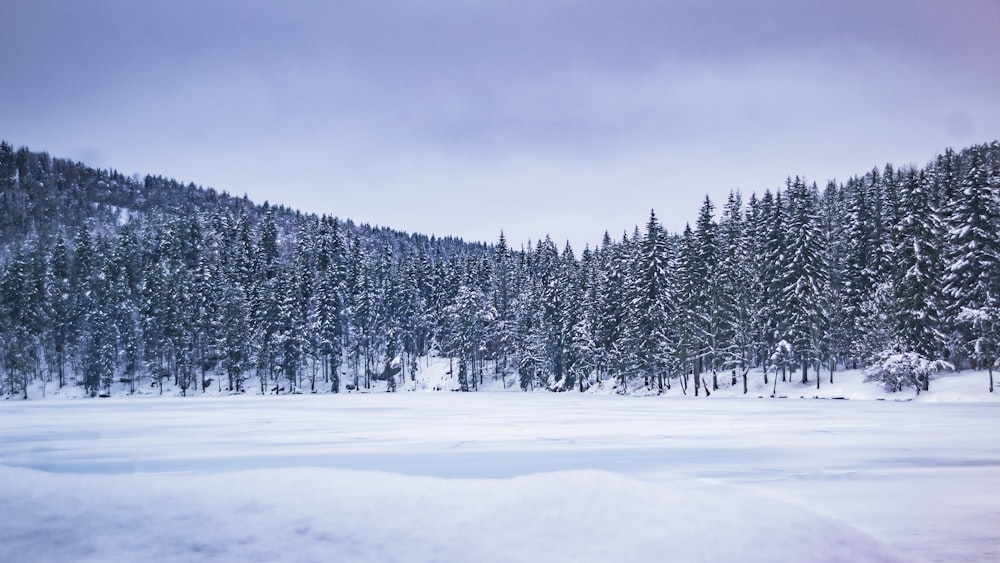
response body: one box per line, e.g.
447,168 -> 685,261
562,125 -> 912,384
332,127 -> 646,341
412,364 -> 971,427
718,191 -> 755,387
673,224 -> 700,395
631,210 -> 674,392
780,178 -> 827,384
1,242 -> 42,398
863,351 -> 949,394
593,232 -> 628,387
943,147 -> 1000,390
692,196 -> 723,388
252,209 -> 282,393
45,234 -> 73,388
489,232 -> 515,386
756,190 -> 788,367
447,284 -> 491,391
892,169 -> 945,364
819,181 -> 851,381
843,177 -> 880,367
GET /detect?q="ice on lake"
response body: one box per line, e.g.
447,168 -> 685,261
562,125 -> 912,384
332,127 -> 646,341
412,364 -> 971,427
2,394 -> 998,562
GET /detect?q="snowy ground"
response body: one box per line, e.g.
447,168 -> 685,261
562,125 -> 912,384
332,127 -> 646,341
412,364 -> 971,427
2,387 -> 999,562
23,354 -> 1000,402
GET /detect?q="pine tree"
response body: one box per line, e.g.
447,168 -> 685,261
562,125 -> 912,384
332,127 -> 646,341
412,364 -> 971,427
780,178 -> 827,383
674,224 -> 699,395
718,191 -> 754,388
82,241 -> 119,396
1,242 -> 42,397
594,232 -> 627,386
45,234 -> 73,388
490,232 -> 515,386
617,228 -> 643,390
632,210 -> 673,392
571,245 -> 600,391
692,196 -> 721,388
448,284 -> 490,391
818,181 -> 850,381
758,190 -> 788,371
943,148 -> 1000,390
556,242 -> 583,391
253,209 -> 282,393
892,169 -> 945,368
843,177 -> 879,367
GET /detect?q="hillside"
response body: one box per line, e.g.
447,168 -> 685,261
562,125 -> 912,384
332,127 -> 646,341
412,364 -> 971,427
1,140 -> 999,400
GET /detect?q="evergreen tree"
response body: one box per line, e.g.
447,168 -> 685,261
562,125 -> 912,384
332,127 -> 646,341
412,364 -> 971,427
780,178 -> 827,383
673,225 -> 699,395
819,181 -> 851,381
45,234 -> 73,388
943,148 -> 1000,390
1,243 -> 42,397
632,210 -> 673,392
758,190 -> 788,370
718,191 -> 754,387
843,177 -> 879,367
692,196 -> 721,388
490,232 -> 515,386
892,169 -> 945,367
594,233 -> 627,386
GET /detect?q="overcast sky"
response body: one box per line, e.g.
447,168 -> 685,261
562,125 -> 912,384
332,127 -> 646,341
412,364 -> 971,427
3,1 -> 999,250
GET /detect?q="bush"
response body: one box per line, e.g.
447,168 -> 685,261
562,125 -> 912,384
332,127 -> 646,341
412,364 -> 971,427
863,351 -> 950,394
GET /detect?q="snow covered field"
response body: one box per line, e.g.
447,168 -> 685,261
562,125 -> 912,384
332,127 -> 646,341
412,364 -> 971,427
2,391 -> 999,562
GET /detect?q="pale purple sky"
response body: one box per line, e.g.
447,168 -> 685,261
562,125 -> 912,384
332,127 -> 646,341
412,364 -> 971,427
3,0 -> 999,249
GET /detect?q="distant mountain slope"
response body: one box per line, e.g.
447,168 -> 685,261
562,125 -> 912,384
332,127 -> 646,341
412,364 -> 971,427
0,141 -> 481,256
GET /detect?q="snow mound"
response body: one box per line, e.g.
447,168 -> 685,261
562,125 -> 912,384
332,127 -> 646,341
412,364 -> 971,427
0,466 -> 909,563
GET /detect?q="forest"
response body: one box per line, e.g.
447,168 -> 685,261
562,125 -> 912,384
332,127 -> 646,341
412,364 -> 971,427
1,140 -> 998,398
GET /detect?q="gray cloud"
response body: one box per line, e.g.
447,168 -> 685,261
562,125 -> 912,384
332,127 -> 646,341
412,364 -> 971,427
3,0 -> 999,249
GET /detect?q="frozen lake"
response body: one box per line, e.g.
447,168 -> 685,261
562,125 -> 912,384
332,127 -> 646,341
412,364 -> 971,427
2,394 -> 998,562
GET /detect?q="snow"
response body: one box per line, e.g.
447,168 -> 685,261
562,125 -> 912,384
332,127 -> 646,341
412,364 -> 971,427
3,390 -> 1000,562
24,354 -> 1000,401
0,466 -> 904,563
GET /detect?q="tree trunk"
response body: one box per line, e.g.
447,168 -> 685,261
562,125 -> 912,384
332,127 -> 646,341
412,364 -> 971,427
800,359 -> 808,384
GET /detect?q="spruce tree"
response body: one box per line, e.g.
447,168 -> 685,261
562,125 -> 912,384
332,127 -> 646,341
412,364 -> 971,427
943,148 -> 1000,390
892,169 -> 945,367
781,178 -> 827,383
632,210 -> 673,392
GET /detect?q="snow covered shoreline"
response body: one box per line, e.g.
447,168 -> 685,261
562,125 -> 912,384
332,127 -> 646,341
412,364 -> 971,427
11,359 -> 999,403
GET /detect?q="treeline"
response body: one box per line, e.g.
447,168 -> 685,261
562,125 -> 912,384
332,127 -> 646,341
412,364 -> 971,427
1,141 -> 998,398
